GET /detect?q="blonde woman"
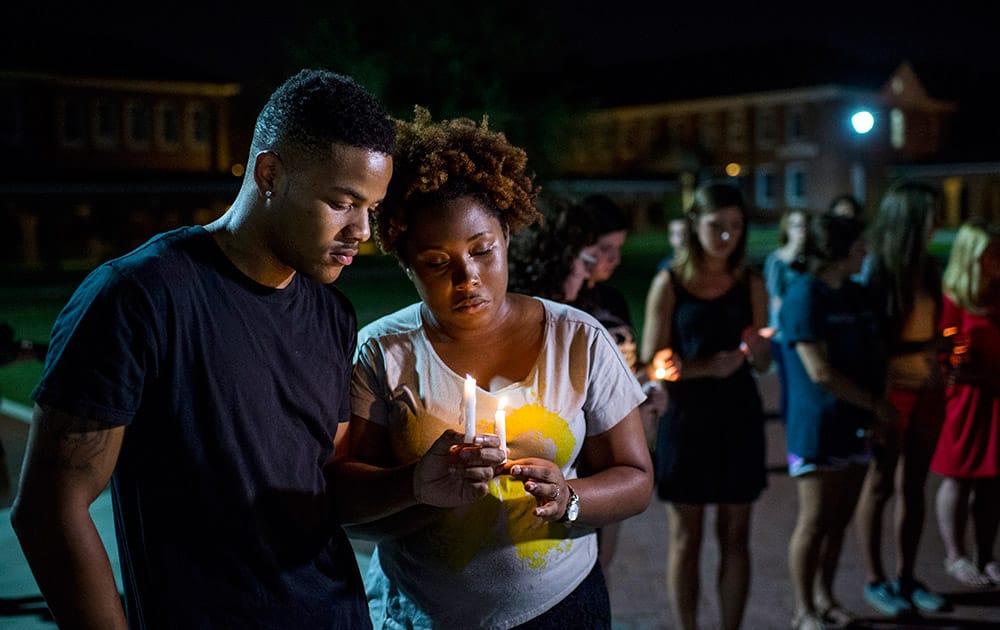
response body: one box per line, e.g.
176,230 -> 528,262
931,219 -> 1000,586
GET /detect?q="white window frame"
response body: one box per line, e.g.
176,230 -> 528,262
155,100 -> 181,151
0,84 -> 23,146
58,96 -> 87,148
726,109 -> 747,152
785,161 -> 809,207
699,111 -> 719,153
786,106 -> 806,143
185,101 -> 211,149
755,164 -> 778,210
92,98 -> 119,150
755,107 -> 777,150
891,108 -> 905,149
124,99 -> 151,151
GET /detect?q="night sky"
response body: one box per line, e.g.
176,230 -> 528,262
10,2 -> 997,91
7,0 -> 998,161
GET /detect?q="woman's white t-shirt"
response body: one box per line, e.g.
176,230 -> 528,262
351,298 -> 644,629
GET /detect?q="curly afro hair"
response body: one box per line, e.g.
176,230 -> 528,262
374,106 -> 540,260
508,193 -> 597,301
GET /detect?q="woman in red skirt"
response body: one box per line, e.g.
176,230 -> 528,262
932,219 -> 1000,587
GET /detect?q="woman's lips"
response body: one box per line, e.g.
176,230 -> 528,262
454,296 -> 488,312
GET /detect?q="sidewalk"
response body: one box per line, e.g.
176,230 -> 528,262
3,389 -> 999,628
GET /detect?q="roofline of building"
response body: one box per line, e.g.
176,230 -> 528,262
0,71 -> 241,97
889,161 -> 1000,177
582,82 -> 955,119
0,179 -> 241,195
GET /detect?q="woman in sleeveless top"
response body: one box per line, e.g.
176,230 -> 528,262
854,181 -> 948,615
641,181 -> 770,630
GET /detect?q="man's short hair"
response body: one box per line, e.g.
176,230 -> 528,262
252,69 -> 396,159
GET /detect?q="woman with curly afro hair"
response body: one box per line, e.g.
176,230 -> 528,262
331,107 -> 653,629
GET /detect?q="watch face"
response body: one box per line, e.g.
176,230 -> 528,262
566,495 -> 580,521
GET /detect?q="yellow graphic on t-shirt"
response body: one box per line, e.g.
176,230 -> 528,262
433,403 -> 578,571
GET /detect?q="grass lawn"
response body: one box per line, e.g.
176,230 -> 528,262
1,223 -> 955,408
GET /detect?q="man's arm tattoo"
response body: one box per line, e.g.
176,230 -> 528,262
37,408 -> 116,473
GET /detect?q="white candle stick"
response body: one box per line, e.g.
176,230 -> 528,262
464,374 -> 477,443
494,396 -> 508,456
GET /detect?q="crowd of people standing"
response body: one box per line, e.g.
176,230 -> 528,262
7,67 -> 999,630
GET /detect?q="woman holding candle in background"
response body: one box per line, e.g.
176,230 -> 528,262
330,107 -> 653,629
639,180 -> 771,630
931,219 -> 1000,587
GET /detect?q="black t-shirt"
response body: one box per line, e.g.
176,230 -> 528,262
780,274 -> 886,460
33,226 -> 371,629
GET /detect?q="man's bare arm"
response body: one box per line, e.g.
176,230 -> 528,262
11,403 -> 127,630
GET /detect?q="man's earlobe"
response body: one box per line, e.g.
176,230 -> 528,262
253,150 -> 282,198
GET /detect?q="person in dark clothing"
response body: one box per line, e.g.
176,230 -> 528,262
781,213 -> 893,630
11,69 -> 395,629
641,181 -> 771,630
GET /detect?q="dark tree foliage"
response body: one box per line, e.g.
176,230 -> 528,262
275,1 -> 584,178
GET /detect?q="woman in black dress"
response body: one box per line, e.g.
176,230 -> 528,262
641,181 -> 771,630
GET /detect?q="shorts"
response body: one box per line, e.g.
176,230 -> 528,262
888,385 -> 945,432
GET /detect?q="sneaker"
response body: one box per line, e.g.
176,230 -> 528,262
895,578 -> 947,612
863,581 -> 913,616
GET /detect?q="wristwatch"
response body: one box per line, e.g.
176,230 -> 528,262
559,484 -> 580,524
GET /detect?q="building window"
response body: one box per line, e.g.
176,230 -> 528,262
155,101 -> 181,150
0,85 -> 22,146
786,106 -> 806,143
59,97 -> 87,148
595,120 -> 614,157
621,118 -> 642,160
891,108 -> 905,149
669,116 -> 692,154
699,112 -> 719,153
755,165 -> 778,210
785,162 -> 808,207
850,162 -> 866,205
755,107 -> 777,149
726,109 -> 747,152
125,100 -> 151,150
93,99 -> 119,149
186,102 -> 211,148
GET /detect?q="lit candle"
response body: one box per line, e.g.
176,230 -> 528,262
494,396 -> 508,456
464,374 -> 477,443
